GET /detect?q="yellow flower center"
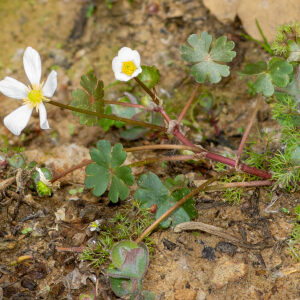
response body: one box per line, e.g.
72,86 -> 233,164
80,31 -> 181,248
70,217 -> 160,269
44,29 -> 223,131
23,84 -> 48,111
122,61 -> 137,76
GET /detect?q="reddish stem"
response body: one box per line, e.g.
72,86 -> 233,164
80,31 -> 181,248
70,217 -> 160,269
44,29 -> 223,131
51,159 -> 92,183
210,110 -> 220,136
177,85 -> 200,124
236,96 -> 262,165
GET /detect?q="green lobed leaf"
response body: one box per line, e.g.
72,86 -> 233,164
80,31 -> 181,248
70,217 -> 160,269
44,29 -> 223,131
287,39 -> 300,62
181,32 -> 236,83
269,57 -> 293,87
210,36 -> 236,62
85,140 -> 134,202
120,126 -> 148,141
253,73 -> 274,97
239,61 -> 267,75
80,71 -> 104,100
135,172 -> 197,228
8,154 -> 25,168
137,66 -> 160,89
241,58 -> 293,97
70,71 -> 104,127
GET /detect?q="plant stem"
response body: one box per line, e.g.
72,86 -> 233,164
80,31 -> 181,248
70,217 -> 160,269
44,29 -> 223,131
47,100 -> 166,132
125,144 -> 272,179
126,155 -> 196,168
135,172 -> 230,243
51,159 -> 92,183
104,100 -> 152,111
125,144 -> 204,153
134,77 -> 159,105
203,179 -> 273,191
236,95 -> 262,166
205,152 -> 272,179
177,85 -> 200,124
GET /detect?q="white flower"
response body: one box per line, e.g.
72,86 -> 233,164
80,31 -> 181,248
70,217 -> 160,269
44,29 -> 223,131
89,220 -> 102,232
0,47 -> 57,136
112,47 -> 142,82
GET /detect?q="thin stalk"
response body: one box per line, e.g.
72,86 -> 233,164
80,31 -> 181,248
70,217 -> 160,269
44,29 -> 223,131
134,77 -> 159,105
51,159 -> 92,183
205,152 -> 272,179
125,144 -> 204,153
203,179 -> 273,191
125,143 -> 272,179
134,77 -> 171,124
47,100 -> 166,132
127,155 -> 196,168
135,172 -> 231,243
177,85 -> 200,124
236,95 -> 262,166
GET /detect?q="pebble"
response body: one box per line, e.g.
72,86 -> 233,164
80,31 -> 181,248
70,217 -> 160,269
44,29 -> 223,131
174,289 -> 197,300
212,257 -> 247,288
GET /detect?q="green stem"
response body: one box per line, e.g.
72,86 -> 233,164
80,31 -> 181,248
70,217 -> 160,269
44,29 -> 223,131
47,100 -> 166,132
134,77 -> 159,105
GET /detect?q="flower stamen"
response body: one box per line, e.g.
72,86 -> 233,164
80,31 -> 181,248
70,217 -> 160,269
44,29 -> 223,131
122,61 -> 137,76
23,84 -> 49,111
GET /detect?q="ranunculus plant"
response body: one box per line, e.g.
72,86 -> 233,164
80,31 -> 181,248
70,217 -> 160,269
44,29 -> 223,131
0,24 -> 299,298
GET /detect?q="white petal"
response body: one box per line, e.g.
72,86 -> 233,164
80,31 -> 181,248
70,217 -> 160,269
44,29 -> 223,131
118,47 -> 135,60
42,70 -> 57,97
131,67 -> 143,78
4,105 -> 32,136
112,57 -> 122,73
131,50 -> 141,68
23,47 -> 42,86
0,77 -> 28,99
115,72 -> 132,82
38,102 -> 50,130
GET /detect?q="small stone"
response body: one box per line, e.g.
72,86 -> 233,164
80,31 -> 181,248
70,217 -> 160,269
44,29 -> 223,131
215,241 -> 237,256
163,238 -> 177,251
196,290 -> 206,300
174,289 -> 196,300
72,232 -> 86,246
0,240 -> 17,251
212,257 -> 247,288
21,276 -> 37,291
201,245 -> 216,261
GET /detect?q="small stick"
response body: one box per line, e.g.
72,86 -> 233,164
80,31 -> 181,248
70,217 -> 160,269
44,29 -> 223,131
174,221 -> 272,250
56,246 -> 84,253
0,177 -> 16,192
177,85 -> 200,124
236,95 -> 262,168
